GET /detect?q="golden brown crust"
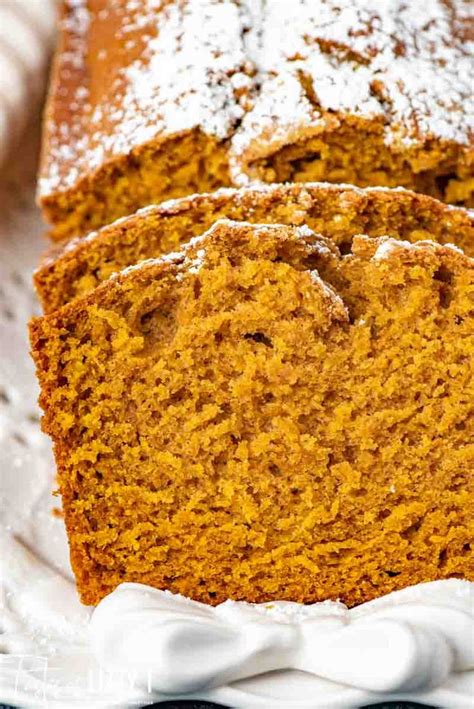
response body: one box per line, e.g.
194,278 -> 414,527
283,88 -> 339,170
30,220 -> 474,607
35,182 -> 474,313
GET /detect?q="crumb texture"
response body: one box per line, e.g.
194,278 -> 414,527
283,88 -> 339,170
40,0 -> 474,238
35,183 -> 474,313
30,220 -> 474,607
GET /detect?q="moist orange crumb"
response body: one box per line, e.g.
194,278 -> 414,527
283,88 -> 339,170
30,220 -> 474,607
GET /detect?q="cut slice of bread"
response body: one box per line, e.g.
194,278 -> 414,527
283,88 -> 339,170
35,183 -> 474,314
30,220 -> 474,607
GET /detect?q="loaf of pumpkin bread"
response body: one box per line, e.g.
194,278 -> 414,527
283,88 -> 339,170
39,0 -> 473,240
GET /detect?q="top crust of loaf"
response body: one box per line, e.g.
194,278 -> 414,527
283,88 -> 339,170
39,0 -> 473,200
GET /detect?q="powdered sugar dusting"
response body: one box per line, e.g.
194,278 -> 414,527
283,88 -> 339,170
116,250 -> 185,280
40,0 -> 472,197
186,247 -> 207,275
99,1 -> 252,152
39,0 -> 91,196
40,0 -> 254,196
232,0 -> 473,166
372,236 -> 465,261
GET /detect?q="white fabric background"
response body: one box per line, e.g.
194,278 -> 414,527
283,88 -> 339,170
0,0 -> 56,165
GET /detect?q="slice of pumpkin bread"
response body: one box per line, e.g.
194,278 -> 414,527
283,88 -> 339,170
30,220 -> 474,607
35,183 -> 474,314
